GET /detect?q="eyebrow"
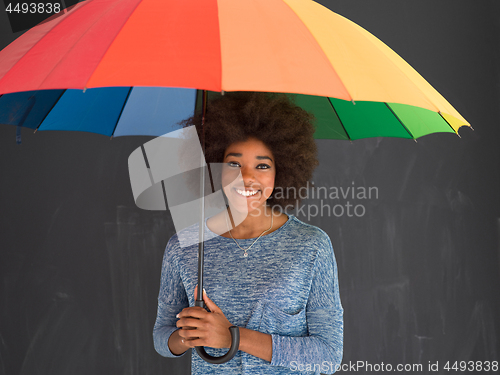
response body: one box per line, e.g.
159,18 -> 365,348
225,153 -> 273,162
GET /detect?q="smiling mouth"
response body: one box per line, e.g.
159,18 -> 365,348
235,188 -> 259,197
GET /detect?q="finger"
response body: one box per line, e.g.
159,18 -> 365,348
184,337 -> 204,348
177,317 -> 205,329
177,306 -> 207,319
176,319 -> 195,329
202,289 -> 221,313
193,285 -> 204,300
180,336 -> 200,347
179,329 -> 202,340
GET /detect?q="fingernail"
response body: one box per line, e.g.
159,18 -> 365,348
203,288 -> 206,295
176,313 -> 179,318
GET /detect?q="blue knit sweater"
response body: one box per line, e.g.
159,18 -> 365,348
153,215 -> 343,374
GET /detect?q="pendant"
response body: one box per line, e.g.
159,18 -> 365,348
243,252 -> 248,257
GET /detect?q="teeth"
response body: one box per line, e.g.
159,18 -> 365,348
236,188 -> 258,197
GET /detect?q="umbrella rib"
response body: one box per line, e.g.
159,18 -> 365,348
384,102 -> 415,140
326,98 -> 351,140
34,89 -> 67,133
110,87 -> 133,138
437,112 -> 461,137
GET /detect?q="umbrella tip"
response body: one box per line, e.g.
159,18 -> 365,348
351,100 -> 356,105
83,87 -> 87,93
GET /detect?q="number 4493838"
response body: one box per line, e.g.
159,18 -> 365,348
5,2 -> 61,14
444,361 -> 498,372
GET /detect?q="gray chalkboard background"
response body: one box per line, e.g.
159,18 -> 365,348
1,1 -> 499,374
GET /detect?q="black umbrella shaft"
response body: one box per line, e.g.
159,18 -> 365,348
196,90 -> 208,306
194,90 -> 240,364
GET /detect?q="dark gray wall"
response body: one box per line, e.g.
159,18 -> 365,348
1,1 -> 499,374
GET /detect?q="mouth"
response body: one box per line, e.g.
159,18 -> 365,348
234,188 -> 260,197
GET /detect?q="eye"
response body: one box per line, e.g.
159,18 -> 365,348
257,164 -> 271,169
227,161 -> 240,168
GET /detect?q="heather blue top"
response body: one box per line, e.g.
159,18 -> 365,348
153,215 -> 343,374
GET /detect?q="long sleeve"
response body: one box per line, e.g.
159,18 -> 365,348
270,234 -> 343,374
153,236 -> 190,357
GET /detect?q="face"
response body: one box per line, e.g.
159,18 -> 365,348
222,137 -> 276,215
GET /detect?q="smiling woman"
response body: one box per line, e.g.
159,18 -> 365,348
152,92 -> 344,374
220,137 -> 280,236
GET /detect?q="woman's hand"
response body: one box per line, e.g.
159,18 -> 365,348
176,285 -> 234,349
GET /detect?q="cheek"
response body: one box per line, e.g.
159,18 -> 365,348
262,174 -> 276,198
221,168 -> 240,187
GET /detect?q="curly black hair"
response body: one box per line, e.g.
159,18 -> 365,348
182,92 -> 318,209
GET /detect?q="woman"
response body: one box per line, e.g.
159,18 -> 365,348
153,92 -> 343,374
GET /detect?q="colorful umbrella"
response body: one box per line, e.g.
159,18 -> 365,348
0,0 -> 471,364
0,0 -> 469,139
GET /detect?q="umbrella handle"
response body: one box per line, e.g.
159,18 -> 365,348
195,326 -> 240,364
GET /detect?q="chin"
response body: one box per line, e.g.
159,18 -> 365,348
228,199 -> 265,216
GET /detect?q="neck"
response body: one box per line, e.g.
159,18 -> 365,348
227,205 -> 274,239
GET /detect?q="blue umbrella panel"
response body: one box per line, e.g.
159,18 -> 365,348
0,87 -> 199,141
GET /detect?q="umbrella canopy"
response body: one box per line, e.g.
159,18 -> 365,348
0,0 -> 469,139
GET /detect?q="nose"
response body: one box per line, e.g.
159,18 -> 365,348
240,165 -> 255,184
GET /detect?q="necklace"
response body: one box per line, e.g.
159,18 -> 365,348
224,210 -> 274,257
